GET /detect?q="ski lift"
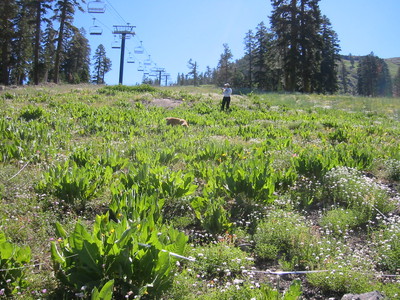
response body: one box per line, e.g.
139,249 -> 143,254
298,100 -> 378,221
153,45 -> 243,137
127,52 -> 135,63
144,55 -> 152,66
89,18 -> 102,35
111,36 -> 120,49
87,0 -> 106,13
134,41 -> 144,54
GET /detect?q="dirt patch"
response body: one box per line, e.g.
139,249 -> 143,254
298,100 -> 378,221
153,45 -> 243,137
149,98 -> 184,108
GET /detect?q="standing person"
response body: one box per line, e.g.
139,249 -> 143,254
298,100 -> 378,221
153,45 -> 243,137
221,83 -> 232,111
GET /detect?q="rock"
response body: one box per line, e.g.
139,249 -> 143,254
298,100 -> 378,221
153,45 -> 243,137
341,291 -> 385,300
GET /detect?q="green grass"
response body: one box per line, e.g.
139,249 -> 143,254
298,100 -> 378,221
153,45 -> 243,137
0,84 -> 399,299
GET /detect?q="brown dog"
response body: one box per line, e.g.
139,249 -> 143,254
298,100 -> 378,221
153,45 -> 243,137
166,117 -> 189,127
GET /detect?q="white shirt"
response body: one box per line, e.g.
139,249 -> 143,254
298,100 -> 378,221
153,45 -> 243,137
223,88 -> 232,97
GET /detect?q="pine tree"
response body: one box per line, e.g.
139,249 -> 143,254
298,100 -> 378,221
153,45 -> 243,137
0,0 -> 18,85
315,15 -> 340,94
376,61 -> 392,97
253,22 -> 275,90
393,67 -> 400,97
10,0 -> 36,85
270,0 -> 299,91
298,0 -> 322,92
41,22 -> 57,82
243,30 -> 255,88
62,27 -> 90,83
270,0 -> 323,92
187,58 -> 199,86
52,0 -> 85,83
29,0 -> 53,85
357,53 -> 392,97
92,44 -> 111,84
216,43 -> 233,85
204,66 -> 213,85
349,53 -> 355,69
339,60 -> 348,94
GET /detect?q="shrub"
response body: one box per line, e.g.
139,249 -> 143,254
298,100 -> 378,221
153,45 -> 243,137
385,158 -> 400,181
193,280 -> 302,300
323,166 -> 395,222
288,175 -> 323,208
319,208 -> 360,237
307,236 -> 378,295
186,241 -> 254,280
372,215 -> 400,273
307,261 -> 376,295
253,209 -> 319,269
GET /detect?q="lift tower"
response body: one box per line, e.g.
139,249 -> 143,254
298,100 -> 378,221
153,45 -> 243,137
112,25 -> 135,84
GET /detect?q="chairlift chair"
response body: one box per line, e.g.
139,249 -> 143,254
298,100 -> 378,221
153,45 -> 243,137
111,36 -> 120,49
89,18 -> 102,35
87,0 -> 106,13
144,55 -> 152,66
137,63 -> 144,71
90,25 -> 102,35
127,53 -> 135,63
134,41 -> 144,54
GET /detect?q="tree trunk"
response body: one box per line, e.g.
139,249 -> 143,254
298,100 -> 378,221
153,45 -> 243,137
54,0 -> 68,84
1,41 -> 9,85
34,1 -> 41,85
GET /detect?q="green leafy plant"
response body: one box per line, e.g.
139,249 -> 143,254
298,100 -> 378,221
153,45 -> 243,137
91,279 -> 114,300
217,157 -> 276,202
191,196 -> 232,235
293,146 -> 337,180
19,105 -> 46,121
258,279 -> 302,300
116,163 -> 197,200
109,188 -> 165,227
51,213 -> 188,298
0,232 -> 31,296
36,160 -> 113,207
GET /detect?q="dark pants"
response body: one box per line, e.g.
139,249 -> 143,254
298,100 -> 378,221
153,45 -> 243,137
221,96 -> 231,111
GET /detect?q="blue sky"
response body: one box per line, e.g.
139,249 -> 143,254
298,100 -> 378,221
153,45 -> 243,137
74,0 -> 400,85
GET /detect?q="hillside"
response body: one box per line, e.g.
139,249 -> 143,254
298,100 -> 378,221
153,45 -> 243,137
338,55 -> 400,94
0,85 -> 399,299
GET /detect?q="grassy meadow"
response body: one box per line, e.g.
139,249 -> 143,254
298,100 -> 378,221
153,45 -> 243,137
0,84 -> 399,299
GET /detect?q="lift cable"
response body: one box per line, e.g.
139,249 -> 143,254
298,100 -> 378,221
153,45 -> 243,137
104,0 -> 127,25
